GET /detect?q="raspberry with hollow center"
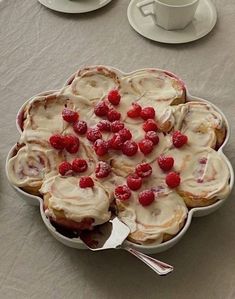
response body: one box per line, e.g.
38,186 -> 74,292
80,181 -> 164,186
118,128 -> 132,142
107,108 -> 121,122
127,103 -> 142,118
86,127 -> 102,142
62,108 -> 79,123
73,120 -> 87,135
94,101 -> 109,117
95,161 -> 111,178
64,135 -> 80,154
79,176 -> 94,188
72,158 -> 88,173
111,121 -> 124,133
49,134 -> 65,150
108,89 -> 121,106
97,120 -> 111,132
58,161 -> 72,176
127,174 -> 142,190
138,190 -> 155,206
158,156 -> 174,171
108,133 -> 123,150
115,185 -> 131,201
138,139 -> 154,155
122,140 -> 138,156
143,119 -> 158,132
135,163 -> 152,178
93,139 -> 109,156
145,131 -> 159,145
165,172 -> 181,188
140,107 -> 155,120
172,131 -> 188,148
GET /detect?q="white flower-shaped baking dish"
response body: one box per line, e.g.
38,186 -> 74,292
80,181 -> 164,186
6,67 -> 234,254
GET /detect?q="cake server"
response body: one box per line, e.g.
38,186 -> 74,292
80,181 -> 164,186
79,216 -> 173,276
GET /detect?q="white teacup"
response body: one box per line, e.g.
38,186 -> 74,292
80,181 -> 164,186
137,0 -> 200,31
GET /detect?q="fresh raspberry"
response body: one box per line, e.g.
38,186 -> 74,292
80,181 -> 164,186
94,101 -> 109,117
107,109 -> 121,122
172,131 -> 188,148
145,131 -> 159,145
97,120 -> 111,132
111,121 -> 124,133
93,139 -> 109,156
62,108 -> 79,123
95,161 -> 111,178
49,134 -> 65,150
122,140 -> 138,156
135,163 -> 152,178
79,176 -> 94,188
58,161 -> 72,176
108,133 -> 123,150
73,120 -> 87,135
158,156 -> 174,171
199,157 -> 207,164
118,128 -> 132,142
114,185 -> 131,201
127,103 -> 142,118
143,119 -> 158,132
72,158 -> 88,173
165,172 -> 181,188
64,135 -> 80,154
108,89 -> 121,106
127,174 -> 142,190
140,107 -> 155,120
138,190 -> 155,206
86,127 -> 102,142
138,139 -> 154,155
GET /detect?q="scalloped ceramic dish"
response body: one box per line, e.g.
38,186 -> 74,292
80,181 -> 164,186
6,67 -> 234,254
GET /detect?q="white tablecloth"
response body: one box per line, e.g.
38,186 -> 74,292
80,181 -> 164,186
1,1 -> 235,298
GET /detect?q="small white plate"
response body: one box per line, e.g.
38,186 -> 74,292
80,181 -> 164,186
38,0 -> 112,14
127,0 -> 217,44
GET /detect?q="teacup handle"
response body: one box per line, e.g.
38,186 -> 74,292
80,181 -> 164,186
137,0 -> 155,17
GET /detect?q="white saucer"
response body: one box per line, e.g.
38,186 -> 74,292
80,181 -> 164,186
38,0 -> 112,14
127,0 -> 217,44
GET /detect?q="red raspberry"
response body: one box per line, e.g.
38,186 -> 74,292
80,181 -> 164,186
62,108 -> 79,123
107,108 -> 121,122
111,121 -> 124,133
127,174 -> 142,191
79,176 -> 94,188
122,140 -> 138,156
95,161 -> 111,178
108,133 -> 123,150
138,139 -> 154,155
49,134 -> 65,150
135,163 -> 152,178
73,121 -> 87,135
165,172 -> 181,188
140,107 -> 155,120
138,190 -> 155,206
108,89 -> 121,105
127,103 -> 142,118
72,158 -> 88,173
145,131 -> 159,145
86,127 -> 102,142
94,101 -> 109,117
118,128 -> 132,141
97,120 -> 111,132
158,156 -> 174,171
143,119 -> 158,132
64,135 -> 80,154
114,185 -> 131,201
93,139 -> 109,156
58,161 -> 72,176
172,131 -> 188,148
